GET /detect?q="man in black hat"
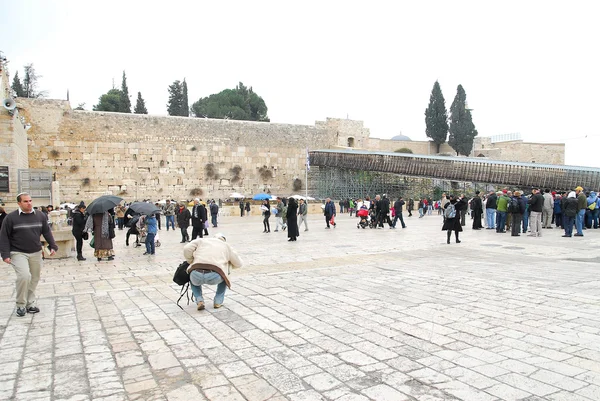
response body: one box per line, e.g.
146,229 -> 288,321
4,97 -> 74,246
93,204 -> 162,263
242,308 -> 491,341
471,191 -> 483,230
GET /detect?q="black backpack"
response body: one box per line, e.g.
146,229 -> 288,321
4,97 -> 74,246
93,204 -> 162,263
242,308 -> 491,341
507,197 -> 520,213
173,261 -> 192,309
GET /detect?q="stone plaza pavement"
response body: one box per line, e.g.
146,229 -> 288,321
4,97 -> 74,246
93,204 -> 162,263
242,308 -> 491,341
1,212 -> 600,401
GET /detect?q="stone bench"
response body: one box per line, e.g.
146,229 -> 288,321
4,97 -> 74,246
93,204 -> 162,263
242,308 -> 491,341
41,229 -> 75,259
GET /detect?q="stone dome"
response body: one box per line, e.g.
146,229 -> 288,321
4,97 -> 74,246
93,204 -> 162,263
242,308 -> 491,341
391,134 -> 412,141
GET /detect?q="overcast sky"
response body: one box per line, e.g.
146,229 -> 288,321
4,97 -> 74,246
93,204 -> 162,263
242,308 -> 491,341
2,1 -> 599,167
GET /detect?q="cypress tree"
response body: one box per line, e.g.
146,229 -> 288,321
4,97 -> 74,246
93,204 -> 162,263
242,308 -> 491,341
134,92 -> 148,114
448,85 -> 478,156
182,79 -> 189,117
424,81 -> 449,154
11,72 -> 25,97
119,71 -> 131,113
167,80 -> 183,116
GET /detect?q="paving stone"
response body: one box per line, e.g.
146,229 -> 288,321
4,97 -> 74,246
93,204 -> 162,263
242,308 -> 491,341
361,384 -> 411,401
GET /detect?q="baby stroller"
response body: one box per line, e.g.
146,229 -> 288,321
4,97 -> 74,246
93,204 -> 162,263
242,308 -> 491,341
356,207 -> 369,229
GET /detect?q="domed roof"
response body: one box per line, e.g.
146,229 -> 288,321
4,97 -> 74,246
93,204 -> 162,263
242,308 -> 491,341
391,134 -> 412,141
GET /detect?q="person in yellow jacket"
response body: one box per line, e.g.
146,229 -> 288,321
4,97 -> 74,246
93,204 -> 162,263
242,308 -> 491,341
183,233 -> 243,310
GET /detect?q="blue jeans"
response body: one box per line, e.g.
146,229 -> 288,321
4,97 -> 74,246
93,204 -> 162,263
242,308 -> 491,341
145,232 -> 155,254
564,215 -> 575,236
522,211 -> 529,232
576,209 -> 585,235
496,211 -> 506,232
418,208 -> 423,217
165,215 -> 175,230
211,214 -> 218,227
592,209 -> 600,229
486,208 -> 496,228
190,271 -> 226,304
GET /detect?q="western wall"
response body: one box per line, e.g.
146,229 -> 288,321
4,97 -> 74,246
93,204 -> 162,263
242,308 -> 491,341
0,62 -> 565,206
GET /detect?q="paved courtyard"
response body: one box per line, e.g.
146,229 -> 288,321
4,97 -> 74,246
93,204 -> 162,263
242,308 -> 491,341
1,211 -> 600,401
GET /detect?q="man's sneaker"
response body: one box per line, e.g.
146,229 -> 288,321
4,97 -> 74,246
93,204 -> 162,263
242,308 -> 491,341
197,301 -> 205,311
214,303 -> 223,309
16,307 -> 26,317
27,306 -> 40,314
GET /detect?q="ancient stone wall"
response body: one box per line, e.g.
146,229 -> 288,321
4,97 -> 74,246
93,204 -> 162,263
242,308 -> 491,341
20,99 -> 341,203
0,65 -> 29,203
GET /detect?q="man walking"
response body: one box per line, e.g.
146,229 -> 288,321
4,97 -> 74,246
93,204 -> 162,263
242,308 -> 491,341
184,233 -> 243,310
164,199 -> 176,231
298,198 -> 309,231
176,202 -> 191,243
528,188 -> 544,237
191,198 -> 207,240
324,198 -> 336,228
209,200 -> 219,228
0,193 -> 58,317
392,196 -> 406,228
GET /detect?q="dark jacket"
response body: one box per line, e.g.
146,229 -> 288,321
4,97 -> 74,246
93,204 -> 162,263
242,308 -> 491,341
324,201 -> 336,217
577,193 -> 587,211
393,200 -> 405,214
442,199 -> 463,232
528,193 -> 544,213
553,198 -> 562,214
191,204 -> 207,227
380,198 -> 390,213
210,203 -> 219,216
486,193 -> 497,209
563,197 -> 578,217
518,196 -> 528,214
176,207 -> 191,228
71,209 -> 87,237
470,196 -> 483,213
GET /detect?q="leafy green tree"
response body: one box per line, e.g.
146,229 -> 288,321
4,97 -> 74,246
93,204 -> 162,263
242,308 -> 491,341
182,79 -> 189,117
394,147 -> 413,154
93,89 -> 122,112
119,71 -> 131,113
11,72 -> 25,97
448,85 -> 478,156
167,80 -> 185,116
74,103 -> 86,111
191,82 -> 269,122
425,81 -> 449,153
134,92 -> 148,114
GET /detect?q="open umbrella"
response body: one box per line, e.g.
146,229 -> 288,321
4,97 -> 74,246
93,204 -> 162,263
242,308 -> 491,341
229,192 -> 245,199
86,195 -> 123,215
291,195 -> 316,201
128,202 -> 162,216
252,193 -> 271,201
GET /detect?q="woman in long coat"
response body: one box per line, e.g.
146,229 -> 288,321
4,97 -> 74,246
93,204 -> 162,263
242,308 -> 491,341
86,211 -> 116,261
442,195 -> 464,244
286,197 -> 299,241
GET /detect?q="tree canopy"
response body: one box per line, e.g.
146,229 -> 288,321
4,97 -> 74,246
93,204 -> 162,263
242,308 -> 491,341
11,64 -> 46,98
181,79 -> 189,117
191,82 -> 269,122
93,89 -> 122,112
134,92 -> 148,114
425,81 -> 449,153
448,85 -> 478,156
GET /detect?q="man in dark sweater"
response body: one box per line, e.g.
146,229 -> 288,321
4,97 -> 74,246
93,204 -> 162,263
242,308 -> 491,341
527,188 -> 544,237
0,193 -> 58,317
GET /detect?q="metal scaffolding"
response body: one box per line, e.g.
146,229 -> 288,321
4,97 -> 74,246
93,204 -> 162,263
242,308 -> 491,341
309,150 -> 600,192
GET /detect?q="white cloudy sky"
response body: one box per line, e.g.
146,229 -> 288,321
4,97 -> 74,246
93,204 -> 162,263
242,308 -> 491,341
2,1 -> 600,167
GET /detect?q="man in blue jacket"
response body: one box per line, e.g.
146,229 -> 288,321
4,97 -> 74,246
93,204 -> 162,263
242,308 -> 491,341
324,198 -> 336,229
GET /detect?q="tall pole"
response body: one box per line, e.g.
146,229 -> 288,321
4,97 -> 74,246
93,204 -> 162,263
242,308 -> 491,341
306,148 -> 309,199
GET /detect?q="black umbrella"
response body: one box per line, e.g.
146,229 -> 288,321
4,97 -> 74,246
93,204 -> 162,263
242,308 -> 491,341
86,195 -> 123,215
128,202 -> 162,216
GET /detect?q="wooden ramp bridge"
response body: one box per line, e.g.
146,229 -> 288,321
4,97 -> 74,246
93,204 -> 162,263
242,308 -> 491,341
309,150 -> 600,191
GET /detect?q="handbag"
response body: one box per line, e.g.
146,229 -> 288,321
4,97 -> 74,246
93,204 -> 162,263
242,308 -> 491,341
90,235 -> 95,248
173,261 -> 190,285
203,220 -> 209,229
82,232 -> 89,240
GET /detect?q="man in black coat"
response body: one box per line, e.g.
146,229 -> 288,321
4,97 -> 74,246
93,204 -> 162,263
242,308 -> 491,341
377,194 -> 393,228
392,197 -> 406,228
471,192 -> 483,230
485,191 -> 497,229
191,199 -> 207,240
71,202 -> 88,261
